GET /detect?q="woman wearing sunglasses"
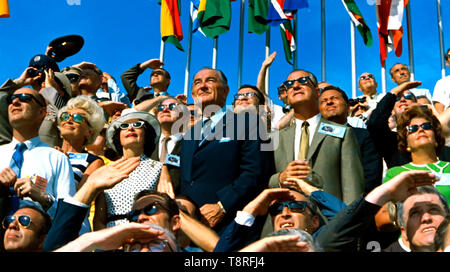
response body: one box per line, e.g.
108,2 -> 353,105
383,105 -> 450,200
93,110 -> 163,229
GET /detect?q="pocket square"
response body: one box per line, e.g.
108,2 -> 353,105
219,137 -> 231,143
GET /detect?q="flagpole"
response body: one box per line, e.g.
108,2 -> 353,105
237,0 -> 245,89
436,0 -> 446,78
160,40 -> 165,63
350,20 -> 356,98
381,63 -> 387,95
184,2 -> 194,97
212,37 -> 218,69
293,12 -> 298,69
265,28 -> 271,96
405,1 -> 415,81
321,0 -> 326,82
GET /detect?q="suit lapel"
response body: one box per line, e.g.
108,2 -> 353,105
279,123 -> 296,163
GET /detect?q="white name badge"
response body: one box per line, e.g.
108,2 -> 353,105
68,152 -> 88,160
165,154 -> 180,167
317,123 -> 346,139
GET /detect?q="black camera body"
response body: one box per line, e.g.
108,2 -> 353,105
27,67 -> 45,80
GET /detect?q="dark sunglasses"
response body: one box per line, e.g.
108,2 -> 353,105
234,92 -> 256,100
359,74 -> 374,80
396,92 -> 415,101
269,200 -> 309,216
60,112 -> 89,125
127,202 -> 163,223
406,122 -> 433,134
348,96 -> 367,106
151,70 -> 165,77
119,121 -> 145,130
65,73 -> 80,83
277,85 -> 287,93
2,215 -> 32,229
157,103 -> 178,111
7,93 -> 44,107
283,76 -> 311,89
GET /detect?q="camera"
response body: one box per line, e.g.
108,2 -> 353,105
27,67 -> 45,80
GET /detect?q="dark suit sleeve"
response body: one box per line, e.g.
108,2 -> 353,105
366,93 -> 399,167
43,200 -> 89,252
120,63 -> 145,102
315,196 -> 381,252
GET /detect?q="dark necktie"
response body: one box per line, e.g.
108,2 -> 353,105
298,121 -> 309,160
160,136 -> 170,163
9,142 -> 27,213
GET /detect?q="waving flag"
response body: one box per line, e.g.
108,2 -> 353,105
376,0 -> 408,65
248,0 -> 269,34
267,0 -> 308,26
161,0 -> 184,51
1,0 -> 9,17
280,20 -> 296,64
342,0 -> 373,46
197,0 -> 232,39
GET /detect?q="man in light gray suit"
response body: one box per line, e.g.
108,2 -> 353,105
268,69 -> 365,205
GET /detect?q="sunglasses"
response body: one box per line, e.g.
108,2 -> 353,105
119,121 -> 145,130
151,70 -> 165,77
396,92 -> 415,101
2,215 -> 32,229
65,73 -> 80,83
268,200 -> 309,216
283,76 -> 312,89
359,74 -> 374,81
127,202 -> 163,223
277,85 -> 287,93
348,96 -> 367,106
157,103 -> 178,111
234,92 -> 256,100
406,122 -> 433,134
7,93 -> 45,107
60,112 -> 89,125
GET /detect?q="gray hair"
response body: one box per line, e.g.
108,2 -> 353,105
58,95 -> 105,145
397,186 -> 449,227
266,228 -> 321,252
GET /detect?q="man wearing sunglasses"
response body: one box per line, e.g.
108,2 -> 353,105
268,69 -> 364,207
0,88 -> 76,220
432,48 -> 450,114
2,205 -> 52,252
390,63 -> 432,105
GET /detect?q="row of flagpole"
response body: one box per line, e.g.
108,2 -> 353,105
157,0 -> 446,100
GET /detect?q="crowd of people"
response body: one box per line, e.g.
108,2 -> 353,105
0,41 -> 450,253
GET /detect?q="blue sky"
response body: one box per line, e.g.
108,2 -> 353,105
0,0 -> 449,106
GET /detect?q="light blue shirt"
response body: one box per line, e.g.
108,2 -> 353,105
96,78 -> 131,106
0,136 -> 77,218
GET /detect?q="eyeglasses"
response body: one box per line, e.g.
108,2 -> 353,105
119,121 -> 145,130
60,112 -> 89,125
283,76 -> 311,89
396,92 -> 415,101
359,74 -> 374,81
406,122 -> 433,134
127,202 -> 163,223
348,96 -> 367,106
234,92 -> 256,100
157,103 -> 178,111
151,70 -> 165,77
7,93 -> 45,107
65,73 -> 80,83
268,201 -> 309,216
2,215 -> 32,229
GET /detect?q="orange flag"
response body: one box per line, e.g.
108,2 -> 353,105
0,0 -> 10,18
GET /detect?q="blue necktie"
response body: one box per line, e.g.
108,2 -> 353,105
199,118 -> 212,146
9,142 -> 27,213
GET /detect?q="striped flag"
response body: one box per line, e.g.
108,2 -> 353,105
161,0 -> 184,51
267,0 -> 308,26
0,0 -> 9,18
191,0 -> 207,37
341,0 -> 373,46
280,20 -> 296,64
376,0 -> 408,65
197,0 -> 232,39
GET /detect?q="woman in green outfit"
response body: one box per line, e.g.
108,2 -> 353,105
384,105 -> 450,201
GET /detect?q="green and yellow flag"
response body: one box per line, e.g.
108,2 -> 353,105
1,0 -> 10,18
197,0 -> 232,39
161,0 -> 184,51
248,0 -> 269,35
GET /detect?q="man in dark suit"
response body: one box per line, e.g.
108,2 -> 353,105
318,85 -> 383,194
180,68 -> 266,234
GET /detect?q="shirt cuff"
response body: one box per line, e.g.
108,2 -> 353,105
234,211 -> 255,227
63,197 -> 90,208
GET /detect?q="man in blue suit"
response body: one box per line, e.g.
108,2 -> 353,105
180,68 -> 267,234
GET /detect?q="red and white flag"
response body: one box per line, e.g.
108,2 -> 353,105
376,0 -> 408,65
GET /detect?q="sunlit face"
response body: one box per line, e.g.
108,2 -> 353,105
3,208 -> 46,252
59,108 -> 92,143
319,89 -> 348,124
78,68 -> 102,92
8,88 -> 46,128
358,73 -> 377,95
286,70 -> 319,107
119,118 -> 146,150
393,90 -> 415,116
133,195 -> 177,232
192,69 -> 229,109
157,98 -> 180,125
272,191 -> 319,235
402,193 -> 446,251
235,88 -> 259,107
391,64 -> 411,85
150,69 -> 170,91
406,117 -> 436,152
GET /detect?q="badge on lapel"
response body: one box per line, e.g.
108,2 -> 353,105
219,137 -> 231,143
165,154 -> 180,167
317,123 -> 346,138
